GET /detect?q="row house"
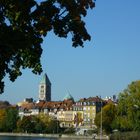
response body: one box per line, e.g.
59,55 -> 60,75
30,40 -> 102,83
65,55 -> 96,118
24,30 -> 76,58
73,96 -> 102,128
18,96 -> 74,124
18,102 -> 39,117
57,99 -> 74,128
18,95 -> 112,128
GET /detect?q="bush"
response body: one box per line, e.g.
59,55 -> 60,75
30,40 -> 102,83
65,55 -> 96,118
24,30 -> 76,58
110,131 -> 140,140
63,127 -> 75,134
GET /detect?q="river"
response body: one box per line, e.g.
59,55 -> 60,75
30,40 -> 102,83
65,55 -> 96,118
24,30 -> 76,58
0,136 -> 58,140
0,134 -> 94,140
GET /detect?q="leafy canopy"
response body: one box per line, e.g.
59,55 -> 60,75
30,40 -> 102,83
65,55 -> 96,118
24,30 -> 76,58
0,0 -> 95,93
114,80 -> 140,131
94,103 -> 117,133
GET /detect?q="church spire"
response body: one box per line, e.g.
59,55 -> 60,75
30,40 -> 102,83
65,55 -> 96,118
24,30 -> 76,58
40,73 -> 51,85
39,73 -> 51,101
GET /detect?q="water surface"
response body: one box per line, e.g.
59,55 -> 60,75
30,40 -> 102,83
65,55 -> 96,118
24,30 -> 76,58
0,136 -> 58,140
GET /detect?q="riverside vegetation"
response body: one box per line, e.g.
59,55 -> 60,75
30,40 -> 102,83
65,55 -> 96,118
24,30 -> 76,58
94,80 -> 140,140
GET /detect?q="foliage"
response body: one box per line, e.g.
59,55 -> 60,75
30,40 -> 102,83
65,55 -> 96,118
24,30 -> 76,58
0,109 -> 6,131
0,0 -> 95,93
94,80 -> 140,133
37,113 -> 58,133
5,107 -> 19,132
0,107 -> 18,132
110,131 -> 140,140
94,103 -> 117,133
17,116 -> 35,133
33,116 -> 46,133
113,80 -> 140,131
0,108 -> 59,133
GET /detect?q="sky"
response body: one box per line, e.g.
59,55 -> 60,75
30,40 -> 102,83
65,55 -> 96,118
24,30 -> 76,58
1,0 -> 140,104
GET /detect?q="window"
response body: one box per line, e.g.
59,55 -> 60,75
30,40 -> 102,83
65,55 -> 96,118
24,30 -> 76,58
83,107 -> 86,110
84,118 -> 87,121
41,90 -> 44,93
93,107 -> 95,110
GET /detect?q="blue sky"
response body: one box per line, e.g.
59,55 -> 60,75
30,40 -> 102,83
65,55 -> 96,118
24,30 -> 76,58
1,0 -> 140,104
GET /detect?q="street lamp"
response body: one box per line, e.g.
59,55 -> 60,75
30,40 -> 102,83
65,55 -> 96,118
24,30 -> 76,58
133,104 -> 139,130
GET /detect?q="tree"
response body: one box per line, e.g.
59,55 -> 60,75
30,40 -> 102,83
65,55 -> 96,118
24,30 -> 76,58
0,109 -> 6,131
0,107 -> 19,132
37,113 -> 58,133
94,103 -> 117,133
17,116 -> 35,133
5,107 -> 19,132
0,0 -> 95,93
32,116 -> 46,133
114,80 -> 140,131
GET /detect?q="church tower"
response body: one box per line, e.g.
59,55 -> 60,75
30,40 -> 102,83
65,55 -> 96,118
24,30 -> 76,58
39,73 -> 51,101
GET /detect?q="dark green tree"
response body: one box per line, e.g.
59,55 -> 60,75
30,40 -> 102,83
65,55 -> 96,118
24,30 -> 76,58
5,107 -> 19,132
34,121 -> 46,133
0,0 -> 95,93
0,107 -> 18,132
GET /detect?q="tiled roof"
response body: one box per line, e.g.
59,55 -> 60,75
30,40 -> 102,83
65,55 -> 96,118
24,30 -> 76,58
86,96 -> 101,102
36,100 -> 46,108
78,96 -> 101,102
20,102 -> 36,109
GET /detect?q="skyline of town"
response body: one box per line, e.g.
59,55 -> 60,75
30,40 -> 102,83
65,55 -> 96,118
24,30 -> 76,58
1,73 -> 117,105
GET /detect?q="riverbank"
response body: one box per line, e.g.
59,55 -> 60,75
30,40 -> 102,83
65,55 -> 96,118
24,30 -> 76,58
0,132 -> 94,139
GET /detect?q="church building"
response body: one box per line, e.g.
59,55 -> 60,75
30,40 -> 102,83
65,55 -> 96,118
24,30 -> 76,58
39,73 -> 51,101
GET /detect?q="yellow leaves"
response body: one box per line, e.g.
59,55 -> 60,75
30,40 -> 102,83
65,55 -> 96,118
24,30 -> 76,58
37,113 -> 52,125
